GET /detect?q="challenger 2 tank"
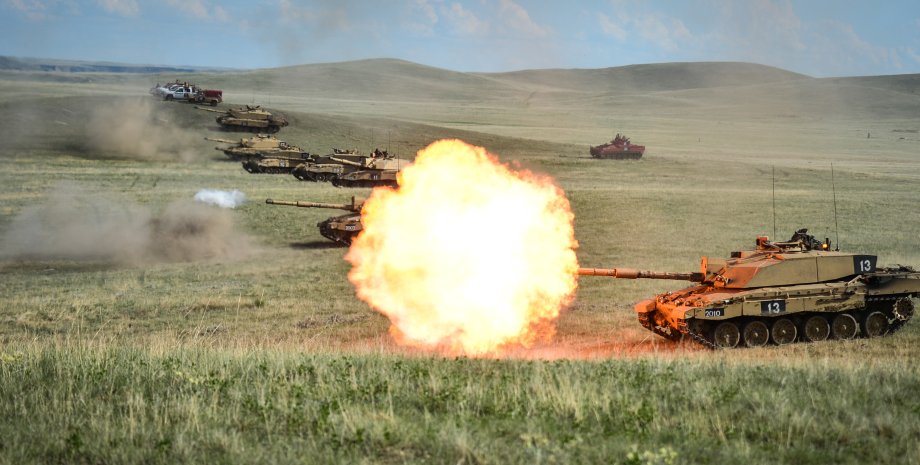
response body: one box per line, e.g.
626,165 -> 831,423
265,197 -> 364,245
578,228 -> 920,348
197,105 -> 288,133
329,150 -> 403,188
290,151 -> 368,182
242,153 -> 313,174
206,135 -> 304,160
589,133 -> 645,159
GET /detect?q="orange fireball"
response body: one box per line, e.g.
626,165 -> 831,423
345,139 -> 579,356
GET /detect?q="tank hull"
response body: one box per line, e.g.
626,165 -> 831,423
589,145 -> 645,159
216,116 -> 287,133
331,169 -> 399,188
637,269 -> 920,348
242,156 -> 305,174
318,213 -> 362,245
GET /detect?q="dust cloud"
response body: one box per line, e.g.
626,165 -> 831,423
83,98 -> 200,161
0,185 -> 255,265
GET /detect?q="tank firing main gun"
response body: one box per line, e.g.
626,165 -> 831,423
265,197 -> 366,246
578,267 -> 705,282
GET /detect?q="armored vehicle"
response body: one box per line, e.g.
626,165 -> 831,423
578,229 -> 920,348
197,105 -> 288,133
265,197 -> 364,245
206,135 -> 304,160
589,133 -> 645,159
329,151 -> 403,188
290,152 -> 368,182
242,154 -> 312,174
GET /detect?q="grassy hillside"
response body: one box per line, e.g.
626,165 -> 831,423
1,59 -> 920,464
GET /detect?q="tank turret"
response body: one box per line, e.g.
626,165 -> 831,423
579,228 -> 920,348
329,152 -> 403,188
265,197 -> 364,245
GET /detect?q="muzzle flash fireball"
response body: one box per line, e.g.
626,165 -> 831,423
345,139 -> 579,356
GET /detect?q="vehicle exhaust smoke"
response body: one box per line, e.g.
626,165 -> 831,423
83,98 -> 199,161
0,185 -> 255,265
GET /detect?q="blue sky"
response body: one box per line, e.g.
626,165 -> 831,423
1,0 -> 919,77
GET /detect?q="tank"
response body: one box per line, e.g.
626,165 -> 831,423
329,150 -> 403,188
578,228 -> 920,348
589,133 -> 645,159
197,105 -> 289,133
290,152 -> 369,182
242,154 -> 312,174
206,135 -> 304,160
265,197 -> 364,245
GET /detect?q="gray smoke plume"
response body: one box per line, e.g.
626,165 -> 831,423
0,185 -> 255,265
83,98 -> 199,161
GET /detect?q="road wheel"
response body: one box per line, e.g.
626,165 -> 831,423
713,322 -> 741,348
831,314 -> 858,339
742,320 -> 769,347
771,318 -> 797,345
862,311 -> 889,338
803,316 -> 830,342
893,297 -> 915,321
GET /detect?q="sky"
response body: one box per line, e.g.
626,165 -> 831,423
1,0 -> 919,77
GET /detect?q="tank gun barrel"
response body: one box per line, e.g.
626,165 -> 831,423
328,156 -> 365,167
195,106 -> 223,113
578,267 -> 704,282
204,137 -> 236,144
266,198 -> 363,212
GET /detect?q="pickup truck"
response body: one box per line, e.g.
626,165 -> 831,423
159,85 -> 223,106
187,89 -> 222,106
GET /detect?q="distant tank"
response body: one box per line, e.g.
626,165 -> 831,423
589,133 -> 645,159
197,105 -> 289,133
265,197 -> 364,245
205,134 -> 304,160
242,154 -> 312,174
329,150 -> 403,188
578,228 -> 920,348
290,151 -> 368,182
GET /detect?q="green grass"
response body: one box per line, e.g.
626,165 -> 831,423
1,62 -> 920,464
3,345 -> 919,465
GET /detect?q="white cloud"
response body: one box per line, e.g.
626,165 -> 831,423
163,0 -> 228,22
497,0 -> 547,37
598,13 -> 626,41
905,47 -> 920,66
444,2 -> 488,35
96,0 -> 137,17
597,8 -> 693,52
405,0 -> 438,35
279,0 -> 350,31
4,0 -> 48,20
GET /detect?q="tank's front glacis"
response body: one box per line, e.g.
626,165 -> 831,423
635,284 -> 743,337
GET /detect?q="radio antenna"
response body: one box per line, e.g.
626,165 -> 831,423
772,165 -> 776,239
831,163 -> 839,251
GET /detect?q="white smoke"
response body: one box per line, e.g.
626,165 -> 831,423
194,189 -> 247,209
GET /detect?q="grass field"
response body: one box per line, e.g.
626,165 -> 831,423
1,60 -> 919,464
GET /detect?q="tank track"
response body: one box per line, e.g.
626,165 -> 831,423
655,294 -> 916,350
317,223 -> 355,246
